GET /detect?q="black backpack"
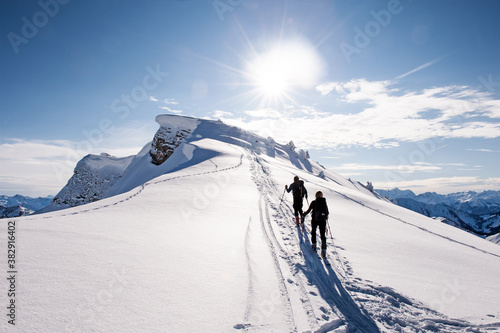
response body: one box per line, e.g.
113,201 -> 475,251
314,197 -> 328,222
293,180 -> 305,198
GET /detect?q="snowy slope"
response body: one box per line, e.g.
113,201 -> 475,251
487,233 -> 500,245
1,115 -> 500,333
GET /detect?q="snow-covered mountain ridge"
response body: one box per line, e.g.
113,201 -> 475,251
0,194 -> 52,219
377,188 -> 500,237
2,115 -> 499,332
39,116 -> 200,213
0,194 -> 52,211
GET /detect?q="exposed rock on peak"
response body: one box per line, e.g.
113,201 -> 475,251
149,115 -> 200,165
150,127 -> 192,165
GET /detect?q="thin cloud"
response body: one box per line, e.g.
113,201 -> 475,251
376,176 -> 500,194
395,54 -> 448,80
0,123 -> 156,196
163,98 -> 179,105
467,148 -> 500,153
228,79 -> 500,149
159,106 -> 183,114
211,110 -> 234,119
335,163 -> 441,173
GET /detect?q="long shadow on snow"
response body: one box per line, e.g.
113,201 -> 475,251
298,237 -> 380,333
164,146 -> 222,174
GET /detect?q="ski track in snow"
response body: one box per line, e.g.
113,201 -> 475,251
249,153 -> 375,331
258,196 -> 297,332
19,141 -> 500,332
243,218 -> 255,326
248,152 -> 381,332
253,154 -> 500,333
289,167 -> 500,261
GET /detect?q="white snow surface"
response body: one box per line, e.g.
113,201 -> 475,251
2,115 -> 500,332
487,233 -> 500,245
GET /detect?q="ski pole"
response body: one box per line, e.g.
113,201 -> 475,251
278,188 -> 286,209
326,218 -> 333,240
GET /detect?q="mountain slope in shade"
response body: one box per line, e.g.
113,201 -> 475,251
377,188 -> 500,237
0,194 -> 53,211
2,115 -> 499,332
0,205 -> 33,218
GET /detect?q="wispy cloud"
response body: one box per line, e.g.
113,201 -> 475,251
467,148 -> 500,153
163,98 -> 179,105
335,163 -> 441,173
0,122 -> 156,196
149,96 -> 182,113
222,79 -> 500,149
159,106 -> 183,114
376,176 -> 500,194
395,54 -> 448,80
210,110 -> 234,119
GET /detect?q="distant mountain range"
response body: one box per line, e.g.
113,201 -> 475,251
376,188 -> 500,243
0,194 -> 53,218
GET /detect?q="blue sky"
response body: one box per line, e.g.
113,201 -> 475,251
1,0 -> 500,196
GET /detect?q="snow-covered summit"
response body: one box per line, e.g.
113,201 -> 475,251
38,153 -> 134,213
4,115 -> 500,332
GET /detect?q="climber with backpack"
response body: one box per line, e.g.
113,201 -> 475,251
285,176 -> 308,228
304,191 -> 329,258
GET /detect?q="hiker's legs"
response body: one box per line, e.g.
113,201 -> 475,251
319,220 -> 327,250
294,199 -> 304,222
293,199 -> 304,225
311,219 -> 318,245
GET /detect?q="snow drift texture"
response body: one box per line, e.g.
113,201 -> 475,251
2,115 -> 500,332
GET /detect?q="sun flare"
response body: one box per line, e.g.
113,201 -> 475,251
246,39 -> 325,105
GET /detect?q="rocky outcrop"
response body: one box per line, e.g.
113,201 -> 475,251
149,127 -> 192,165
0,205 -> 34,218
40,154 -> 134,212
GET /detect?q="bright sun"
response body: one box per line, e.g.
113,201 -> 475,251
246,39 -> 325,105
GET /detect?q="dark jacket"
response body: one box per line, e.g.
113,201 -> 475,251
304,197 -> 329,222
287,180 -> 308,199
